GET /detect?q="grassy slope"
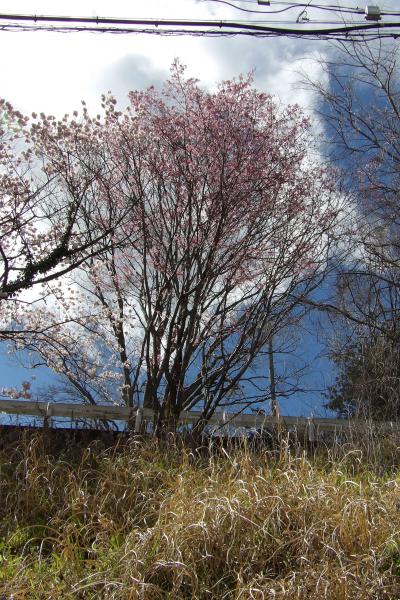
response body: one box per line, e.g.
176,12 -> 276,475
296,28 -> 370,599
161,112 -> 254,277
0,432 -> 400,599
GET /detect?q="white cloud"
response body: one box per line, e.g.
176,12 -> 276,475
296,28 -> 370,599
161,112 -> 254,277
0,0 -> 367,116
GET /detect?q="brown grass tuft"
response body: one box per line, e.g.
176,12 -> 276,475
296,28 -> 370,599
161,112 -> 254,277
0,431 -> 399,598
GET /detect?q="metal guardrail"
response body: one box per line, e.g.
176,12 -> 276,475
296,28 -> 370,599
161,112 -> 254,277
0,400 -> 399,440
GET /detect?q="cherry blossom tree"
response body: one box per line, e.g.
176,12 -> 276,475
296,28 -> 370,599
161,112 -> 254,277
16,63 -> 339,435
0,97 -> 130,341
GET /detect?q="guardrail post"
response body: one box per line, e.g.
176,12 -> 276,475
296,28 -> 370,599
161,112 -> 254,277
134,407 -> 143,433
43,403 -> 52,429
222,411 -> 227,436
307,416 -> 316,443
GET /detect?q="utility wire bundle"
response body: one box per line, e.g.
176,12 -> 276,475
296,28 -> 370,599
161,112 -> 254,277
0,2 -> 398,41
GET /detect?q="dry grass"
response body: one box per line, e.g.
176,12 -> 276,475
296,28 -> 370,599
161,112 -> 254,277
0,431 -> 400,599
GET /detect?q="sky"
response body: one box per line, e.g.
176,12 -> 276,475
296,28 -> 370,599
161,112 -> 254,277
0,0 -> 391,418
0,0 -> 394,116
0,0 -> 362,115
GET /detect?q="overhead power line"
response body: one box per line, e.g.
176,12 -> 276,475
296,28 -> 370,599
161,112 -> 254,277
0,13 -> 399,41
203,0 -> 400,16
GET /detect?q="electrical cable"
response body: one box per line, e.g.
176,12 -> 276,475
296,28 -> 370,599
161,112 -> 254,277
0,13 -> 398,41
248,0 -> 398,12
200,0 -> 365,15
0,24 -> 398,42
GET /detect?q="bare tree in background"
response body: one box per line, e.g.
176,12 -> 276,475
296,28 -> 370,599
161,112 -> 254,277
306,39 -> 400,418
